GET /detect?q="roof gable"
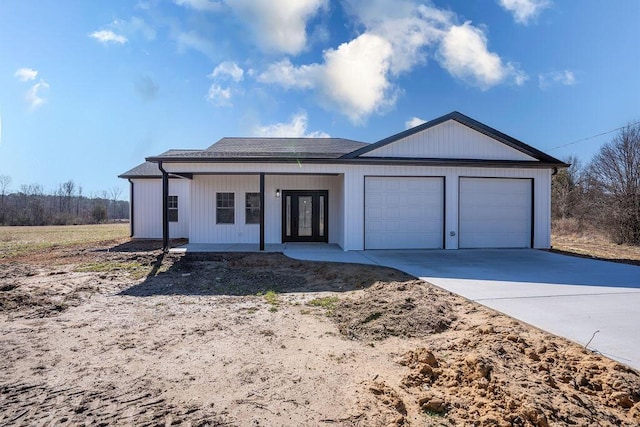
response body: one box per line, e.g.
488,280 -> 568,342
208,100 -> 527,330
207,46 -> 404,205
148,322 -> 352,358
344,111 -> 564,164
359,120 -> 536,161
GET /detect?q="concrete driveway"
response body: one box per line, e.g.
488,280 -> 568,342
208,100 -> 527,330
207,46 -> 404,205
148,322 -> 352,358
285,247 -> 640,370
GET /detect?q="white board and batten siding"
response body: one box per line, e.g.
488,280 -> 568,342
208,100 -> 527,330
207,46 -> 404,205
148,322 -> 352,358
365,177 -> 444,249
189,175 -> 260,245
189,174 -> 343,245
342,165 -> 551,251
361,120 -> 536,161
459,178 -> 532,248
157,115 -> 554,251
131,178 -> 190,239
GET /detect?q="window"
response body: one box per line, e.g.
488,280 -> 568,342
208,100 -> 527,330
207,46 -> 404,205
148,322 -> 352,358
245,193 -> 261,224
168,195 -> 178,222
216,192 -> 234,224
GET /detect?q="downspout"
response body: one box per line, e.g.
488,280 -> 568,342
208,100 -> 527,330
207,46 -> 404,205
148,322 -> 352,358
158,162 -> 169,252
552,167 -> 558,176
128,179 -> 134,238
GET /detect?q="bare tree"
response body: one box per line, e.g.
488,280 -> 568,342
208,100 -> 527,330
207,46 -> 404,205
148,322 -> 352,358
110,186 -> 123,219
0,175 -> 11,223
0,174 -> 11,208
552,155 -> 583,220
76,185 -> 83,217
62,180 -> 75,213
588,122 -> 640,244
0,177 -> 128,226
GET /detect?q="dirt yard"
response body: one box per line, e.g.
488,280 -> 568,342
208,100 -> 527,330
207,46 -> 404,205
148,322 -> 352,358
1,226 -> 639,426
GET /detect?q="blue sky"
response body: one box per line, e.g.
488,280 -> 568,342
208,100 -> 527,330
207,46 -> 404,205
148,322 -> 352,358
1,0 -> 638,197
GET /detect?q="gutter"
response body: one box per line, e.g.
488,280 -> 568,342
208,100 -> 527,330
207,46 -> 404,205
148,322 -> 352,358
144,156 -> 569,169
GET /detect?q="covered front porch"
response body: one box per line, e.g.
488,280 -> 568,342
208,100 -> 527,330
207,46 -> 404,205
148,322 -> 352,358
159,170 -> 345,251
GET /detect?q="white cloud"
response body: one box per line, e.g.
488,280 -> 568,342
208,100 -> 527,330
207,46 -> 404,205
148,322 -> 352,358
209,62 -> 244,82
14,68 -> 38,82
135,1 -> 153,10
344,0 -> 451,75
15,68 -> 49,110
258,1 -> 527,122
405,117 -> 426,129
498,0 -> 551,24
206,84 -> 232,106
538,70 -> 576,89
175,30 -> 215,57
258,59 -> 319,89
174,0 -> 222,12
347,0 -> 528,89
112,17 -> 157,41
206,62 -> 244,106
253,112 -> 329,138
437,22 -> 527,90
25,80 -> 49,111
227,0 -> 327,54
89,30 -> 128,45
321,34 -> 395,123
259,33 -> 396,124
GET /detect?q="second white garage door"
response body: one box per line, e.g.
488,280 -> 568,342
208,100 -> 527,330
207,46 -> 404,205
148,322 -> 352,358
459,178 -> 532,248
365,177 -> 444,249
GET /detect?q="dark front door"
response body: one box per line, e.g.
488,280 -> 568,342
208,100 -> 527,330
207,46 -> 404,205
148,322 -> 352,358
282,190 -> 328,242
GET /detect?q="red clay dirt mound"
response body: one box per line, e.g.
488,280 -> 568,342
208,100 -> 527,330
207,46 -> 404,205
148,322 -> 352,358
331,279 -> 640,426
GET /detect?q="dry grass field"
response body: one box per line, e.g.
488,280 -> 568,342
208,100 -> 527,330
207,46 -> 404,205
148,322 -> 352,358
551,219 -> 640,265
0,223 -> 129,259
1,224 -> 639,426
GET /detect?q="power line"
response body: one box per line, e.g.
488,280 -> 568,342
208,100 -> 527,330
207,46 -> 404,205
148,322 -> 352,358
547,120 -> 640,151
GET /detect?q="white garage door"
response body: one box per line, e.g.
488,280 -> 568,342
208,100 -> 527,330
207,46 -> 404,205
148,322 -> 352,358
459,178 -> 532,248
365,177 -> 444,249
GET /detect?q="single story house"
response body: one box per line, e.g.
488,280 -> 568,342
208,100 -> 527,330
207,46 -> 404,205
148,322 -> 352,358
119,111 -> 567,251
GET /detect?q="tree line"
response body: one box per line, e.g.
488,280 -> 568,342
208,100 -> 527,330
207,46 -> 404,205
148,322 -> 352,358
552,122 -> 640,245
0,177 -> 129,226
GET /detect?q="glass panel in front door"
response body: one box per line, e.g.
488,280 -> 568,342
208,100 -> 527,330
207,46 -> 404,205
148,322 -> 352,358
298,196 -> 313,236
319,195 -> 325,237
285,196 -> 291,237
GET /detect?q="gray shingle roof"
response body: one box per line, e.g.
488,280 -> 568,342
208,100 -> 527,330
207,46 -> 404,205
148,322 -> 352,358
148,138 -> 369,160
122,112 -> 567,175
119,150 -> 202,177
118,161 -> 161,178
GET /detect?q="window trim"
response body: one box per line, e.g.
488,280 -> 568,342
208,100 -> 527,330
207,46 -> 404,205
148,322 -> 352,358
216,192 -> 235,224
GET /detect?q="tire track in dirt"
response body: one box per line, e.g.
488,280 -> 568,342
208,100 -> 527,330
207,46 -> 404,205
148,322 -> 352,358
0,380 -> 231,426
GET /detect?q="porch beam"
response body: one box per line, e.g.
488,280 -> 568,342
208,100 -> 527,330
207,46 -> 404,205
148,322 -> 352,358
259,173 -> 265,251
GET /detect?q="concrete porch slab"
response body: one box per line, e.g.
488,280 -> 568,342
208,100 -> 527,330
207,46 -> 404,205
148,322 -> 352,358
170,243 -> 286,253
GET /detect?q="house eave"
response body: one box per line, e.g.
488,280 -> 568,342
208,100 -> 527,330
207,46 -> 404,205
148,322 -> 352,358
144,155 -> 568,169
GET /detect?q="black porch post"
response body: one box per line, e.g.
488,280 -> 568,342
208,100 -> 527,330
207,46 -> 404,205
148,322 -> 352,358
159,162 -> 169,252
259,172 -> 265,251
